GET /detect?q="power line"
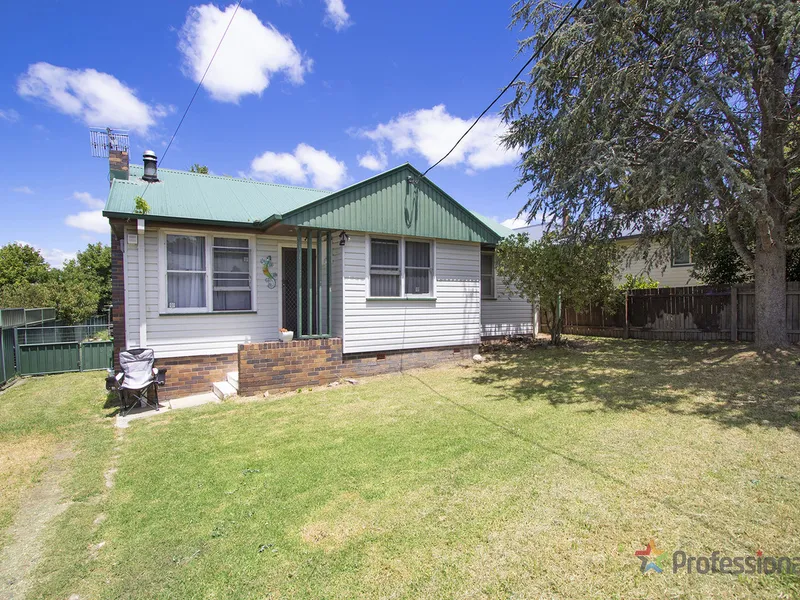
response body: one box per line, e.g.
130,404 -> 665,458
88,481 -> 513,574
420,0 -> 584,178
138,0 -> 243,199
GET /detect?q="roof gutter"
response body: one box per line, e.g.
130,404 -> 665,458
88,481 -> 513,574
254,213 -> 283,231
102,211 -> 262,229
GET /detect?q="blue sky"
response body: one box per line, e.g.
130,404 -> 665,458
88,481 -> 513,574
0,0 -> 533,265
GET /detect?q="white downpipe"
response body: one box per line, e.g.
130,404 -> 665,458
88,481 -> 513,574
137,219 -> 147,348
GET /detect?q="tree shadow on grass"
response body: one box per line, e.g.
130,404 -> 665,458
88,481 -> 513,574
472,337 -> 800,433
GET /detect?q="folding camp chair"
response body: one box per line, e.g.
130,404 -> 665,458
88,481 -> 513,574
106,348 -> 166,416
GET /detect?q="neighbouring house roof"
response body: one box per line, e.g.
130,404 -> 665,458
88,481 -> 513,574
470,211 -> 515,239
103,163 -> 508,244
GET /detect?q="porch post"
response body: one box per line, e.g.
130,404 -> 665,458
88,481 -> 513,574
306,229 -> 313,337
326,232 -> 332,336
296,228 -> 302,336
317,230 -> 322,337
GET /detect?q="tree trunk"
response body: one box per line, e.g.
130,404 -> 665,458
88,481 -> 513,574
753,219 -> 788,349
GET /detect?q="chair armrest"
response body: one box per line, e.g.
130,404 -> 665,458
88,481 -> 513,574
115,372 -> 124,382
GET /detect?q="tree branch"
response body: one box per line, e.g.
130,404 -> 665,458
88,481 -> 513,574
724,211 -> 755,269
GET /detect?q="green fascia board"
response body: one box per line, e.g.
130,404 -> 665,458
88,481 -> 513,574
103,165 -> 330,225
279,164 -> 503,244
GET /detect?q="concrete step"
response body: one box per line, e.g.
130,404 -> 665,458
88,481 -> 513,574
212,380 -> 237,400
226,371 -> 239,391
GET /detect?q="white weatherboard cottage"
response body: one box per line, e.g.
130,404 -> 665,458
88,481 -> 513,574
104,150 -> 535,397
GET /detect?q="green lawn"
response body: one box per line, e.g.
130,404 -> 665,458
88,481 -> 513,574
6,338 -> 800,599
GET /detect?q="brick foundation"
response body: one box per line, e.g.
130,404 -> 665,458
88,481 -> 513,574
153,341 -> 478,400
156,353 -> 238,400
342,344 -> 478,377
238,339 -> 478,396
238,338 -> 343,396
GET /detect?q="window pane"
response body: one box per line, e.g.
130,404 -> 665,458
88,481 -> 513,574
213,290 -> 251,311
481,274 -> 494,298
405,267 -> 430,294
167,235 -> 205,271
371,239 -> 399,268
481,253 -> 494,275
672,242 -> 692,265
371,274 -> 400,297
212,238 -> 250,310
167,272 -> 206,308
214,237 -> 249,249
405,241 -> 430,268
214,241 -> 250,285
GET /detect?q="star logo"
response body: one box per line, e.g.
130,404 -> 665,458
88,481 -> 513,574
635,539 -> 669,574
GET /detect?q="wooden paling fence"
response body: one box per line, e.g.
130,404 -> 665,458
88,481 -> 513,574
540,283 -> 800,342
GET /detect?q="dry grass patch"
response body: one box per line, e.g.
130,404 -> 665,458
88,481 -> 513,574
0,434 -> 55,548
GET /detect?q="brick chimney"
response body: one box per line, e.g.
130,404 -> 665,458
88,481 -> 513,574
109,148 -> 129,184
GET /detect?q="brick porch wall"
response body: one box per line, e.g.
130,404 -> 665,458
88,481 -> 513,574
110,229 -> 126,371
156,353 -> 238,400
238,338 -> 343,396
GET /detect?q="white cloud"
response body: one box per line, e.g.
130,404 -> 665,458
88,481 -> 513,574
179,4 -> 312,103
72,191 -> 105,209
41,247 -> 78,267
323,0 -> 351,31
360,104 -> 518,172
12,186 -> 34,195
16,63 -> 167,134
0,108 -> 20,122
15,241 -> 76,267
250,143 -> 347,190
501,217 -> 530,229
357,149 -> 387,171
65,211 -> 109,235
65,191 -> 108,235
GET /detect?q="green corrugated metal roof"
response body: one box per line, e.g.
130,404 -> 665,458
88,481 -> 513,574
103,163 -> 507,244
280,165 -> 503,244
104,165 -> 330,226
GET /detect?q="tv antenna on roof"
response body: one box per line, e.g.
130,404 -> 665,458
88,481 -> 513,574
89,127 -> 129,158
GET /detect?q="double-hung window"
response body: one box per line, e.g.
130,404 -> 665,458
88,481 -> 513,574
212,237 -> 252,311
404,241 -> 431,295
369,238 -> 433,297
166,234 -> 207,310
370,239 -> 401,296
481,251 -> 495,298
164,233 -> 253,313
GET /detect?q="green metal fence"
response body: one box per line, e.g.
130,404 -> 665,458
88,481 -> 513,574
1,307 -> 58,386
14,322 -> 113,377
0,329 -> 15,386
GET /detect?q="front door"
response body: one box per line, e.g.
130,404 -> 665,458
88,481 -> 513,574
282,247 -> 317,336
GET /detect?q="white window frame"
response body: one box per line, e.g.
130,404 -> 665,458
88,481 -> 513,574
366,235 -> 437,299
158,229 -> 258,314
481,250 -> 496,299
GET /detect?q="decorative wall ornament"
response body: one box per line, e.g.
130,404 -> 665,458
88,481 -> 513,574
261,256 -> 277,289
